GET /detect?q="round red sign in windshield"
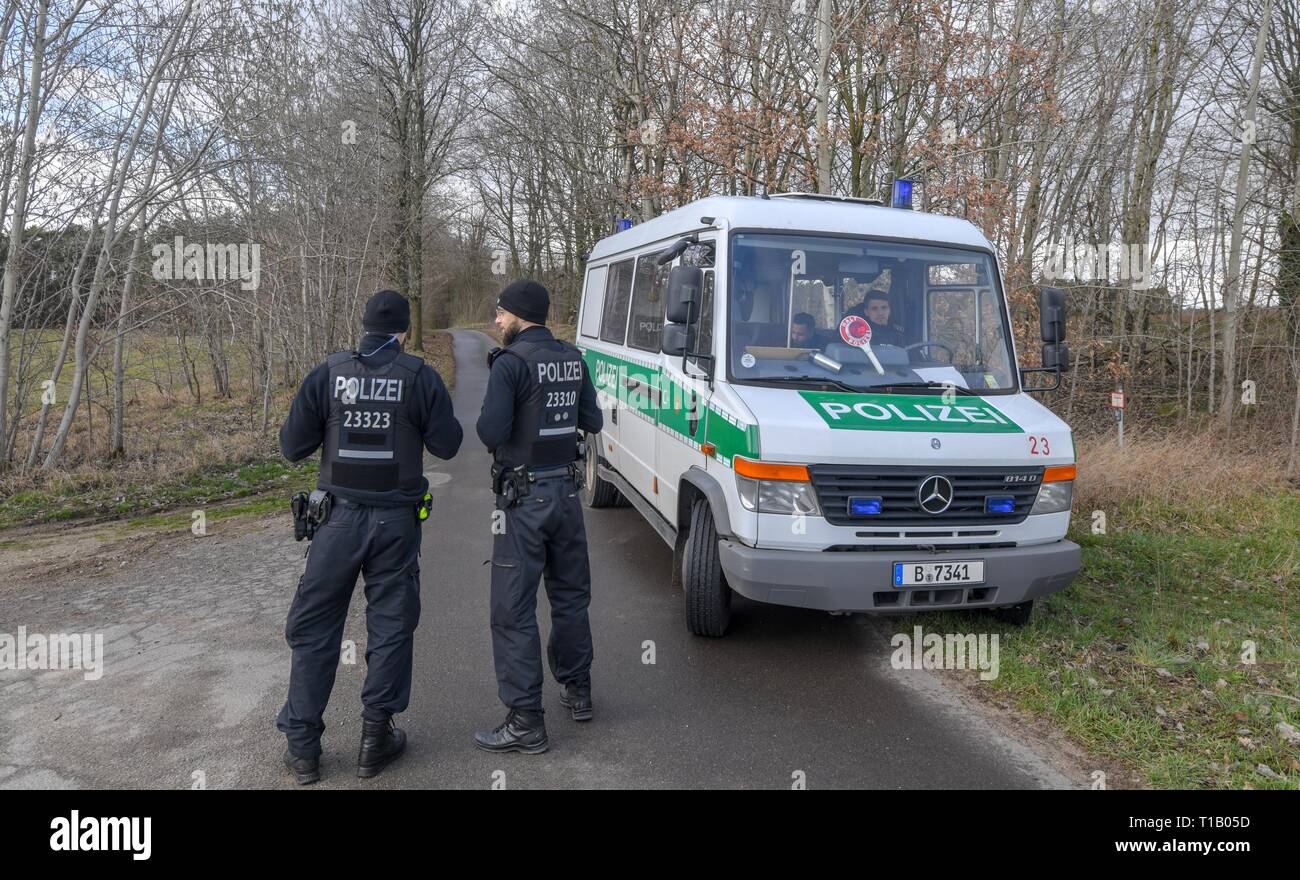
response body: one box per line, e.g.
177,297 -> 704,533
839,315 -> 872,347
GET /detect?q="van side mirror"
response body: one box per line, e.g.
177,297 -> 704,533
1042,342 -> 1071,372
661,321 -> 696,357
1039,286 -> 1067,343
1022,287 -> 1070,391
666,266 -> 703,324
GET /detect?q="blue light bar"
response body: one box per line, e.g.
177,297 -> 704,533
616,217 -> 633,232
891,178 -> 913,210
849,496 -> 883,516
985,495 -> 1016,514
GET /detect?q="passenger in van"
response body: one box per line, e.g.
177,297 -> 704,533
843,292 -> 904,347
790,312 -> 834,349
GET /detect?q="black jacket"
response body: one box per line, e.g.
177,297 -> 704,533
476,325 -> 603,456
843,306 -> 905,347
280,332 -> 463,504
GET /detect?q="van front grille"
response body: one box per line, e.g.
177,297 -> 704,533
809,465 -> 1042,526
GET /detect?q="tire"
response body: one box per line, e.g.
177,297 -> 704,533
683,497 -> 731,636
582,441 -> 622,508
992,600 -> 1033,626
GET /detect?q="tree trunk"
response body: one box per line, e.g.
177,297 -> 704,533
1220,0 -> 1273,426
110,224 -> 147,455
0,0 -> 49,467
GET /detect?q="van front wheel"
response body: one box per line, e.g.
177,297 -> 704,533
583,443 -> 622,508
683,497 -> 731,636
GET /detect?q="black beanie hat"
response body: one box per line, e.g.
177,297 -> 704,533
363,289 -> 410,334
496,279 -> 550,325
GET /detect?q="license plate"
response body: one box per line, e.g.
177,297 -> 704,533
893,560 -> 984,587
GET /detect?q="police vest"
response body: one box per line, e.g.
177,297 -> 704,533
318,350 -> 425,497
494,339 -> 583,469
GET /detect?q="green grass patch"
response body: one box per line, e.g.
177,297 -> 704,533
122,494 -> 288,532
921,492 -> 1299,789
0,457 -> 319,531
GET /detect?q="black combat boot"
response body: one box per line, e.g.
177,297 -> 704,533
472,709 -> 549,754
558,681 -> 593,722
283,749 -> 320,785
357,715 -> 407,778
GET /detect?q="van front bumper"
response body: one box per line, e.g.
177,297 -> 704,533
716,539 -> 1081,614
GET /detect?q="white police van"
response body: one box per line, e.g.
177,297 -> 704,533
577,192 -> 1080,636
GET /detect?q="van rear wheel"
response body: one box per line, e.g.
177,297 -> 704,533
583,442 -> 622,508
683,497 -> 731,636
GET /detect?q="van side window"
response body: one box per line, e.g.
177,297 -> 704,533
579,265 -> 607,339
692,271 -> 714,362
627,250 -> 669,352
599,259 -> 634,345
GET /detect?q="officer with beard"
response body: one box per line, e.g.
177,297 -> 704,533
474,279 -> 603,753
276,289 -> 462,783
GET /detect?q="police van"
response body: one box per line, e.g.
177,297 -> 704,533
576,191 -> 1080,636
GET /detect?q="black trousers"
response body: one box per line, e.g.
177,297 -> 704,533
276,499 -> 421,758
490,472 -> 594,711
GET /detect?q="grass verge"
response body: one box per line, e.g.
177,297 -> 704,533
0,331 -> 457,532
921,469 -> 1298,789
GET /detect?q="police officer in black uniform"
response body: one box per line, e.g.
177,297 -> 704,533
473,279 -> 602,754
276,289 -> 462,783
844,292 -> 905,347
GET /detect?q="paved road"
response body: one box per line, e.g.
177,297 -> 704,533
0,330 -> 1076,789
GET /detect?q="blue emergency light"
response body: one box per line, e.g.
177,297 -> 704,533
616,217 -> 633,232
985,495 -> 1016,514
849,496 -> 883,516
891,178 -> 913,210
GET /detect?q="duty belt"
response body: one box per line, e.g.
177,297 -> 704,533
491,461 -> 584,507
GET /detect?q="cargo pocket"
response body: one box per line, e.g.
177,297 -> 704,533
406,567 -> 422,629
489,550 -> 522,624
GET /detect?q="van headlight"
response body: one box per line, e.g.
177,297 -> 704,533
733,457 -> 822,516
1030,465 -> 1075,514
736,475 -> 822,515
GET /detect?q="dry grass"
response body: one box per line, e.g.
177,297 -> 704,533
1,331 -> 458,530
421,329 -> 456,390
1073,430 -> 1289,530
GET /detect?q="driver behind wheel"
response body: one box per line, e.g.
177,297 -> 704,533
843,292 -> 904,347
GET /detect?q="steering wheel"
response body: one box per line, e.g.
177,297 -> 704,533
904,341 -> 955,363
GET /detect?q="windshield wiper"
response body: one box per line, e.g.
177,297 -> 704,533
874,381 -> 980,396
757,375 -> 862,393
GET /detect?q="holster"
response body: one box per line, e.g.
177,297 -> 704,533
574,437 -> 588,491
490,463 -> 531,508
291,489 -> 333,541
291,492 -> 309,541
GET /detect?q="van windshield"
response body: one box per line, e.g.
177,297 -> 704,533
727,232 -> 1017,394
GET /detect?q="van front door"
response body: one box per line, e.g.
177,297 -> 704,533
618,249 -> 671,505
656,248 -> 716,522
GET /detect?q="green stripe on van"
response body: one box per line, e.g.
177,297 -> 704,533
580,347 -> 760,465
